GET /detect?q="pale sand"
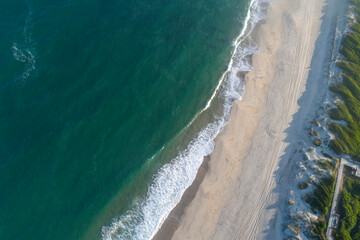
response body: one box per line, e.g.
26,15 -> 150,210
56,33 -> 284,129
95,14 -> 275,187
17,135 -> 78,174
153,0 -> 339,239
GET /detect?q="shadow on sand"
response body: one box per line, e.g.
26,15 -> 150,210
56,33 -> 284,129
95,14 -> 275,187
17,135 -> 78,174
261,0 -> 345,238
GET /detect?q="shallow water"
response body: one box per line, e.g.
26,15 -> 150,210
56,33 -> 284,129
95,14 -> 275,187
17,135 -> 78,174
0,0 -> 259,239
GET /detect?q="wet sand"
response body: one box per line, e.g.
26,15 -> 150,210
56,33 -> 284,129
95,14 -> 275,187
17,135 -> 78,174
153,0 -> 336,239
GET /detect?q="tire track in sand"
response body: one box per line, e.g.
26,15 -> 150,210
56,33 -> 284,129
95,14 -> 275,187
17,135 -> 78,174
232,0 -> 322,239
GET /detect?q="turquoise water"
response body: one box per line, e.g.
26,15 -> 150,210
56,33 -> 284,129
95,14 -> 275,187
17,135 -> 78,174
0,0 -> 262,239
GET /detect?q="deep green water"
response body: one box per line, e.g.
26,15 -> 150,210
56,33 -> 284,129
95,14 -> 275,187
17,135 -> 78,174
0,0 -> 251,239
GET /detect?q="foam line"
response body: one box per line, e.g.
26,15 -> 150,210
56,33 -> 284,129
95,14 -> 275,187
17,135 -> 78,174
101,1 -> 271,239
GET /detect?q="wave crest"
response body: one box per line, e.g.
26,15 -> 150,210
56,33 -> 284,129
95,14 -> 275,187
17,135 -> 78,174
101,0 -> 271,239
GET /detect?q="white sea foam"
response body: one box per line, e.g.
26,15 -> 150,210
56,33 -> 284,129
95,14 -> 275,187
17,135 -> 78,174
12,2 -> 36,81
12,43 -> 36,80
101,0 -> 270,239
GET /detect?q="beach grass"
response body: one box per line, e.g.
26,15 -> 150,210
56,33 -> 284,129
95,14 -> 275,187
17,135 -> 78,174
328,0 -> 360,161
336,177 -> 360,240
311,217 -> 327,240
317,159 -> 336,171
306,175 -> 336,216
325,3 -> 360,239
307,175 -> 336,239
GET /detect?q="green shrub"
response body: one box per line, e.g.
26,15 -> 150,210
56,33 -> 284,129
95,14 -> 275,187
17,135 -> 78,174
299,181 -> 309,189
328,5 -> 360,161
310,130 -> 320,136
313,138 -> 322,146
317,159 -> 335,171
305,176 -> 335,238
311,217 -> 326,240
336,177 -> 360,240
306,175 -> 335,215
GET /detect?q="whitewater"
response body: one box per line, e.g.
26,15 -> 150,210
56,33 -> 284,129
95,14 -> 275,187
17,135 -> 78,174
101,0 -> 271,239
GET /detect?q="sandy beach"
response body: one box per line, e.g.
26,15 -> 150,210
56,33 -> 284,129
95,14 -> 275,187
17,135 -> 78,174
153,0 -> 342,239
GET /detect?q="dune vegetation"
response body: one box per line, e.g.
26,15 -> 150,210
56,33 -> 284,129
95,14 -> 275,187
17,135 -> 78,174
307,175 -> 336,239
336,177 -> 360,240
325,2 -> 360,240
328,0 -> 360,161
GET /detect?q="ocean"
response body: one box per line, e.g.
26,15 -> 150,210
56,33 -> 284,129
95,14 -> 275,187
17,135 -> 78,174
0,0 -> 267,239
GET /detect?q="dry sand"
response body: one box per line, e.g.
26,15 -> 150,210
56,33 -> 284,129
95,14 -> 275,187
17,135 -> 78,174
153,0 -> 341,239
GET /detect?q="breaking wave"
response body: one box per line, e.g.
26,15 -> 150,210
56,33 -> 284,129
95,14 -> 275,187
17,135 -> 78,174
101,0 -> 271,239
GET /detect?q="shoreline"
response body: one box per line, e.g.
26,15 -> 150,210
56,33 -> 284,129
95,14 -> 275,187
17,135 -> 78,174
151,7 -> 268,239
152,156 -> 210,239
102,1 -> 270,239
153,0 -> 334,239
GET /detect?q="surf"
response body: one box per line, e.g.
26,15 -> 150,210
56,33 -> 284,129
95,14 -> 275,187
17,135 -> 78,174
101,0 -> 271,239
